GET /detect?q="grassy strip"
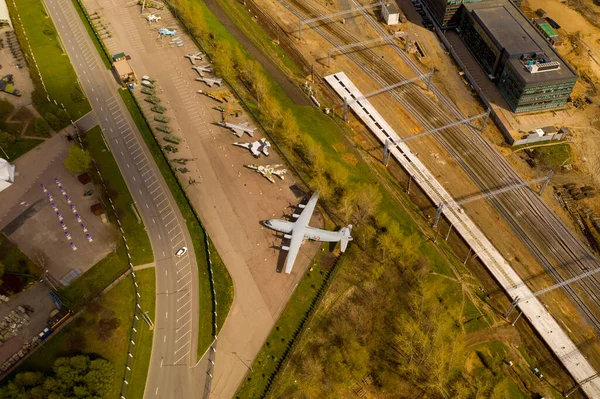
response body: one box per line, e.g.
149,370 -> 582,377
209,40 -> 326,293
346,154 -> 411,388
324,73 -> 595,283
70,0 -> 112,69
235,247 -> 334,398
83,126 -> 153,266
118,88 -> 233,357
59,248 -> 128,306
8,0 -> 91,120
127,268 -> 156,399
16,275 -> 136,399
0,137 -> 43,161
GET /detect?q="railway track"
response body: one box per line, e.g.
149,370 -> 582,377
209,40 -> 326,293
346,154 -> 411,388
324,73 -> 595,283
278,0 -> 600,333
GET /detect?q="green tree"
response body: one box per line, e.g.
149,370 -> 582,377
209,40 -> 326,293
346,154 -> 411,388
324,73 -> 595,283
64,146 -> 92,173
34,118 -> 51,137
44,112 -> 61,131
0,130 -> 15,147
0,261 -> 4,287
212,42 -> 235,82
57,109 -> 71,126
278,109 -> 300,147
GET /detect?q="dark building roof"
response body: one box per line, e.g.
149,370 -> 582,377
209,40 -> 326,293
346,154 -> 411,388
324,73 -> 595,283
464,0 -> 577,85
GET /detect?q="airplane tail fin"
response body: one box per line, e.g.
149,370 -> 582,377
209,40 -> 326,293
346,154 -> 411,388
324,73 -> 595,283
340,224 -> 353,252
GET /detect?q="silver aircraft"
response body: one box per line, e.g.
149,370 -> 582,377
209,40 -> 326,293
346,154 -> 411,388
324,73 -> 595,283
196,77 -> 223,88
263,191 -> 352,274
184,52 -> 204,64
217,121 -> 256,137
233,138 -> 270,157
192,64 -> 213,77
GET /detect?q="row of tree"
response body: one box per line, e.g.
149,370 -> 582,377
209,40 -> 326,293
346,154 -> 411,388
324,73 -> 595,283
0,356 -> 113,399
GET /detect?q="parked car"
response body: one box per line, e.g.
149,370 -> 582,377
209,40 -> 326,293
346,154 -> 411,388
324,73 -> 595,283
176,247 -> 188,258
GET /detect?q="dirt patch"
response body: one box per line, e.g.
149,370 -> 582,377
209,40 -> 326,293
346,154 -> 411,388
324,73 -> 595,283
341,152 -> 358,165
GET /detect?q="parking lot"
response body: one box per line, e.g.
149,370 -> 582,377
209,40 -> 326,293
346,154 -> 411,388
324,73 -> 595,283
0,134 -> 112,285
0,283 -> 56,373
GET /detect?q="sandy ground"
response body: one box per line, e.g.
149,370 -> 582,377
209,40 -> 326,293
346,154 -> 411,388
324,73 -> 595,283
251,0 -> 600,363
0,133 -> 112,284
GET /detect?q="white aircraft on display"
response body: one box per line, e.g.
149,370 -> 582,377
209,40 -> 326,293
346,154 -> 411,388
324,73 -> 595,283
192,64 -> 213,77
184,52 -> 204,64
245,164 -> 287,183
146,14 -> 161,23
217,120 -> 256,137
196,77 -> 223,87
233,138 -> 271,157
158,27 -> 176,36
263,191 -> 353,274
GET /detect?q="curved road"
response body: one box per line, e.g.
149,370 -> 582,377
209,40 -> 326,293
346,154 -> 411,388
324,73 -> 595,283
43,0 -> 201,397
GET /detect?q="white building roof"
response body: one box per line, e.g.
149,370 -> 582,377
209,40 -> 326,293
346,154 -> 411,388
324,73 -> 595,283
0,158 -> 15,192
0,0 -> 12,28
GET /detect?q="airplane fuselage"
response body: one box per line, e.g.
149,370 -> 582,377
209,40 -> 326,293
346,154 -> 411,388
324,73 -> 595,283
264,219 -> 343,242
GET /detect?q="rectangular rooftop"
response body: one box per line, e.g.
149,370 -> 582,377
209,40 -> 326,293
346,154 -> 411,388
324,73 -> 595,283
465,1 -> 577,84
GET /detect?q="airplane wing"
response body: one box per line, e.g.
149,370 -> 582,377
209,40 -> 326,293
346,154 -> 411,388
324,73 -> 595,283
283,191 -> 319,274
284,228 -> 304,274
231,128 -> 243,137
295,191 -> 318,228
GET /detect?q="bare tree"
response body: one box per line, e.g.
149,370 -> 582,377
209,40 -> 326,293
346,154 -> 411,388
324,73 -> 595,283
31,247 -> 49,270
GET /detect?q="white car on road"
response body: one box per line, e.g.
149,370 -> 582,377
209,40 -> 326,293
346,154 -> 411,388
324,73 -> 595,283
176,247 -> 187,258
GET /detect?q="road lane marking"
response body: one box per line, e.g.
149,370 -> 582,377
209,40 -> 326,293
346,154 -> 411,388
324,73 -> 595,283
175,330 -> 190,343
155,387 -> 159,395
177,271 -> 191,284
177,299 -> 191,312
158,234 -> 162,240
153,218 -> 156,224
176,318 -> 191,332
165,269 -> 168,276
174,350 -> 190,365
146,203 -> 149,209
174,342 -> 189,354
177,291 -> 190,302
165,311 -> 168,319
163,335 -> 166,343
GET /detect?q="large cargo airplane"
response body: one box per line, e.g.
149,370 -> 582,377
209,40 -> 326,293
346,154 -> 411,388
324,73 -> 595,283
263,191 -> 352,274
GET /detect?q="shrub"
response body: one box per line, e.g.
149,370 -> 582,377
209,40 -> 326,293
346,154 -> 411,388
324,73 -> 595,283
34,118 -> 51,137
44,112 -> 61,131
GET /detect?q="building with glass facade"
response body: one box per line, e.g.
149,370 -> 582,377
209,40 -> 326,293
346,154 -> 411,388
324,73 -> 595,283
419,0 -> 521,29
455,1 -> 577,113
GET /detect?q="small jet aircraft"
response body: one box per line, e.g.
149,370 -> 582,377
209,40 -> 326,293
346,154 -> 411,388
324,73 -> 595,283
158,27 -> 176,36
245,164 -> 287,183
184,52 -> 204,64
196,77 -> 223,87
147,14 -> 161,23
263,191 -> 353,274
217,120 -> 256,137
233,138 -> 271,158
0,74 -> 21,96
192,64 -> 213,77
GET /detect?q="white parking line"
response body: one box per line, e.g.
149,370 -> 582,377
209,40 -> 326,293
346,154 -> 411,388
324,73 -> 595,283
177,271 -> 191,284
162,210 -> 174,219
168,226 -> 179,234
177,291 -> 190,302
174,342 -> 189,354
165,218 -> 177,227
154,192 -> 164,201
176,309 -> 191,323
150,186 -> 160,194
175,256 -> 188,265
177,264 -> 189,274
171,233 -> 183,243
176,318 -> 191,333
175,330 -> 190,343
177,299 -> 191,312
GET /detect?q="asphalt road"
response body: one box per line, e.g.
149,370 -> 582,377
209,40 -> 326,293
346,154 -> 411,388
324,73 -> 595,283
43,0 -> 201,397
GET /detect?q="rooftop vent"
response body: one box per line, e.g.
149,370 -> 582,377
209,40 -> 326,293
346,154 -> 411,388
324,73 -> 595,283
527,61 -> 560,73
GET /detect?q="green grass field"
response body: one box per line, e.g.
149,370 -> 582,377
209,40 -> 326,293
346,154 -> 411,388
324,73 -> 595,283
59,249 -> 128,307
0,137 -> 43,160
126,268 -> 156,399
82,126 -> 153,266
118,88 -> 233,357
16,275 -> 135,399
9,0 -> 91,119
